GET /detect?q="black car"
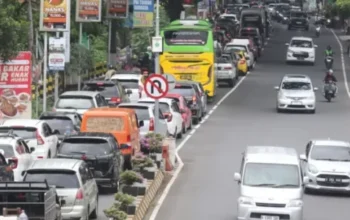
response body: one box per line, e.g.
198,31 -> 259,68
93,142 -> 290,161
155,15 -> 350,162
288,11 -> 309,30
39,111 -> 81,141
57,132 -> 122,191
82,80 -> 131,106
239,27 -> 263,56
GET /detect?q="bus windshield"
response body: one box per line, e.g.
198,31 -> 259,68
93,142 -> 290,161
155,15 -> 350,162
164,30 -> 208,45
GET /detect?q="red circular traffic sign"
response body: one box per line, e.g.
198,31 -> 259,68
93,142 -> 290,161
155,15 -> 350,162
144,74 -> 169,99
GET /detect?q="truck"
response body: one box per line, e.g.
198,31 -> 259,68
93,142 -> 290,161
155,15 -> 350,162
0,181 -> 62,220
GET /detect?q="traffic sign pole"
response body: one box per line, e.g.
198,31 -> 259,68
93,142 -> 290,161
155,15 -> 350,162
153,0 -> 161,133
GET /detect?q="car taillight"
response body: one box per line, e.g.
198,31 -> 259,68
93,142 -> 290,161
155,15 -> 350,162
37,156 -> 43,159
149,117 -> 155,131
127,135 -> 131,142
76,189 -> 84,200
110,97 -> 121,104
36,131 -> 45,145
9,157 -> 18,169
224,66 -> 232,70
239,60 -> 246,64
81,154 -> 87,160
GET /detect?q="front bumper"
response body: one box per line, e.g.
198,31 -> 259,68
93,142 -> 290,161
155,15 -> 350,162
286,53 -> 315,63
237,204 -> 303,220
277,98 -> 315,111
305,171 -> 350,192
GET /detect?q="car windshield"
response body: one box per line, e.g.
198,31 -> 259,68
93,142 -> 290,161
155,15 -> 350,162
169,87 -> 195,97
243,163 -> 300,187
119,106 -> 150,121
225,45 -> 247,52
24,171 -> 80,188
139,102 -> 170,113
310,145 -> 350,161
59,139 -> 112,156
282,82 -> 311,90
290,40 -> 312,48
115,79 -> 139,89
41,118 -> 74,135
56,96 -> 94,109
0,145 -> 15,158
0,127 -> 37,139
82,84 -> 118,98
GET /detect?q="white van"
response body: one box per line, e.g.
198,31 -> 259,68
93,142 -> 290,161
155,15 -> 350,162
224,39 -> 255,69
234,146 -> 307,220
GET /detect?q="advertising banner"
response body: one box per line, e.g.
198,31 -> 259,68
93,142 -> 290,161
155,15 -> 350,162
39,0 -> 70,32
0,52 -> 32,120
106,0 -> 129,19
76,0 -> 102,22
48,37 -> 66,71
133,0 -> 154,27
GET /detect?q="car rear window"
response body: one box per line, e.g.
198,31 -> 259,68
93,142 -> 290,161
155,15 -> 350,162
24,171 -> 80,188
59,138 -> 112,156
56,96 -> 94,109
115,79 -> 139,89
241,30 -> 258,36
85,117 -> 125,132
217,57 -> 230,63
225,45 -> 247,52
0,145 -> 15,158
119,106 -> 150,121
164,30 -> 208,45
0,127 -> 37,139
138,101 -> 170,113
82,83 -> 119,98
40,117 -> 74,135
169,86 -> 195,97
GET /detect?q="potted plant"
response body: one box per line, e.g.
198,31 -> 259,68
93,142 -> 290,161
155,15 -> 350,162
104,203 -> 128,220
141,132 -> 164,165
114,193 -> 136,215
132,153 -> 157,180
120,170 -> 146,196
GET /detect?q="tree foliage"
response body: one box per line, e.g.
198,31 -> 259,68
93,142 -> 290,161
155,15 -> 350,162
160,0 -> 185,21
66,43 -> 94,75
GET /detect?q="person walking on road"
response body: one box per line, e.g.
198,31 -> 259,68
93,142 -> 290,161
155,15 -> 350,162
105,65 -> 117,80
141,46 -> 153,73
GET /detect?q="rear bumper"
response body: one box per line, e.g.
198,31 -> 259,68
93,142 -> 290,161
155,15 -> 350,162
61,205 -> 86,220
95,177 -> 115,186
190,106 -> 201,118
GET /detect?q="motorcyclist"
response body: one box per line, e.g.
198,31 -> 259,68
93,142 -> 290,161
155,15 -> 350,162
324,45 -> 334,57
324,70 -> 338,94
141,46 -> 152,72
105,64 -> 116,80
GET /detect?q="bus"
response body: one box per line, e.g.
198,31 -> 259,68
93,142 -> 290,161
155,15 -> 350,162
160,19 -> 216,101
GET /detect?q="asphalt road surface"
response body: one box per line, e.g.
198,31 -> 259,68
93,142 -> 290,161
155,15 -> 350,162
97,79 -> 232,218
153,23 -> 350,220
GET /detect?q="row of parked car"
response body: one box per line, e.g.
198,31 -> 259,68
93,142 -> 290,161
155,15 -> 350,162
0,72 -> 212,219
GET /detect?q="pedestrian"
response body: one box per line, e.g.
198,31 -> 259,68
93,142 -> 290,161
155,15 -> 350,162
105,64 -> 117,80
141,46 -> 153,72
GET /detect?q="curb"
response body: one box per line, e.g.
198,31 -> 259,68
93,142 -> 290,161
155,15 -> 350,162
126,171 -> 165,220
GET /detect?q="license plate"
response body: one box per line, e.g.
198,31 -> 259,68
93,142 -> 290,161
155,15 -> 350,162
261,216 -> 279,220
297,57 -> 304,60
291,101 -> 302,104
180,75 -> 193,80
328,91 -> 334,93
326,178 -> 342,182
217,73 -> 228,78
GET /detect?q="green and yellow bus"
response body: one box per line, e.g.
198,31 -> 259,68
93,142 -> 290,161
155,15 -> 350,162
160,19 -> 216,100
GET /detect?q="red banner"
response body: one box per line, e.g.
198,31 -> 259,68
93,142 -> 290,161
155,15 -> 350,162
0,52 -> 32,120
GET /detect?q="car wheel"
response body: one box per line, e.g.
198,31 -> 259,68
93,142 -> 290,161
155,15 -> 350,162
192,118 -> 199,125
48,151 -> 51,159
188,119 -> 192,130
182,123 -> 186,134
90,198 -> 98,219
176,127 -> 183,139
228,78 -> 235,87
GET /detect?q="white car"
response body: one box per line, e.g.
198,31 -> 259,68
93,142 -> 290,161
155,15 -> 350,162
118,102 -> 168,138
275,74 -> 317,113
138,98 -> 184,139
0,119 -> 59,159
300,139 -> 350,193
110,73 -> 142,102
215,56 -> 238,87
54,91 -> 107,116
225,39 -> 254,69
0,133 -> 34,181
285,37 -> 317,65
220,13 -> 238,23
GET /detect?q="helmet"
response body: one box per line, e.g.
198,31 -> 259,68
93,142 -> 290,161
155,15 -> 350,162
327,45 -> 332,50
329,69 -> 333,74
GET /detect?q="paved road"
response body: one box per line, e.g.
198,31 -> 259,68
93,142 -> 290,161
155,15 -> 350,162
97,79 -> 232,218
153,24 -> 350,220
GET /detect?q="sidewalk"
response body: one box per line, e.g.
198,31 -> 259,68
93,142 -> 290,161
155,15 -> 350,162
331,28 -> 350,83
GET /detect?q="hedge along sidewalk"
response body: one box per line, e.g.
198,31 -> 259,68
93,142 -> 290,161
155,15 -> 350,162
127,171 -> 164,220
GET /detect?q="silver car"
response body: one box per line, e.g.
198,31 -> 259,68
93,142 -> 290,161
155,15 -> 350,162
117,103 -> 168,138
23,159 -> 99,220
301,139 -> 350,193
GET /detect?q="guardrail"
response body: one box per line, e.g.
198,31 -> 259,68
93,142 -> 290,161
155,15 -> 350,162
31,62 -> 107,99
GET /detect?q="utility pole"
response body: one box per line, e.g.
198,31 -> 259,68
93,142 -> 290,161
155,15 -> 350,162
154,0 -> 160,133
54,32 -> 60,102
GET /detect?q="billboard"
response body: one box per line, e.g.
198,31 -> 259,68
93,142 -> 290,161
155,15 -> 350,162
0,52 -> 32,120
76,0 -> 102,22
133,0 -> 154,27
39,0 -> 71,32
106,0 -> 129,19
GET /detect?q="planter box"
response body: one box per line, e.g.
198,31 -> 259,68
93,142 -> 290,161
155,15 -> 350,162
121,182 -> 146,196
120,203 -> 136,215
134,182 -> 146,195
142,167 -> 157,180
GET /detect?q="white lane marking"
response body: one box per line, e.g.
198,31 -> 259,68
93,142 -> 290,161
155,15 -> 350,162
330,29 -> 350,98
148,73 -> 250,220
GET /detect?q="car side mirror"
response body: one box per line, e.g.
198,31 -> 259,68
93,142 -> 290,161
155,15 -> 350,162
21,171 -> 26,176
285,43 -> 289,46
120,144 -> 130,149
93,170 -> 103,178
60,199 -> 66,206
126,89 -> 132,94
234,172 -> 241,182
303,176 -> 309,185
138,120 -> 144,128
274,86 -> 279,90
52,129 -> 60,135
30,147 -> 35,153
300,154 -> 307,161
314,87 -> 318,91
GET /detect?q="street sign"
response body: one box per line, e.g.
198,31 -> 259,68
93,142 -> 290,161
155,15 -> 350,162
152,36 -> 163,53
164,74 -> 176,90
144,74 -> 169,99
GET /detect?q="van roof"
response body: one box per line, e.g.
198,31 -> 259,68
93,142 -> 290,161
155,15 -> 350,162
28,158 -> 82,171
245,146 -> 299,165
231,39 -> 249,45
83,108 -> 132,116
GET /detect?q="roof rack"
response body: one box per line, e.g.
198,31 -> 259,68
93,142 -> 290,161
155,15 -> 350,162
0,130 -> 18,139
0,181 -> 50,191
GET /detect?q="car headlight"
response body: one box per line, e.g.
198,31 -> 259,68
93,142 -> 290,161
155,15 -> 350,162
238,196 -> 254,205
287,199 -> 303,207
308,164 -> 318,174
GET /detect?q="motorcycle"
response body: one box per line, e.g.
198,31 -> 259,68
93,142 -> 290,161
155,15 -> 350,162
324,81 -> 336,102
315,26 -> 321,37
325,56 -> 333,70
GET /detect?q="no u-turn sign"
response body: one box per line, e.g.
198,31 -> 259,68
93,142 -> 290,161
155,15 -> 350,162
144,74 -> 169,99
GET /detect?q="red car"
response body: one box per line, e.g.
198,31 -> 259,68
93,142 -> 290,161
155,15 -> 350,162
165,93 -> 192,133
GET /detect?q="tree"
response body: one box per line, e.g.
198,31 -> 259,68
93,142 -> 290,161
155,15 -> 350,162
160,0 -> 185,21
